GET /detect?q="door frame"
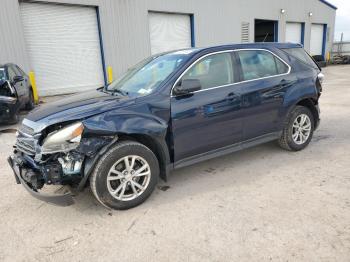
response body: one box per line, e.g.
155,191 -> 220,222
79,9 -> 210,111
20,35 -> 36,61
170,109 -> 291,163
96,6 -> 108,87
147,11 -> 195,54
285,21 -> 305,45
254,19 -> 279,42
20,2 -> 107,93
311,23 -> 328,59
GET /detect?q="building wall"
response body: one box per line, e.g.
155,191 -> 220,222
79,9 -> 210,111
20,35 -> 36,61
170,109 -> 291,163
0,0 -> 336,93
0,0 -> 30,70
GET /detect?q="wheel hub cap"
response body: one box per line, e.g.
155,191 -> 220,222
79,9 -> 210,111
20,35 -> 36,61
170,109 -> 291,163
292,114 -> 311,145
106,155 -> 151,201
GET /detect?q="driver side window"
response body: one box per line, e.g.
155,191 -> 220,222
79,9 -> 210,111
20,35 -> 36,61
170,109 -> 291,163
182,52 -> 235,90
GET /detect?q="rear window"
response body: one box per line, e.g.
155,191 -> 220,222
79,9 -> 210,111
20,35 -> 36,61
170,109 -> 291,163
282,48 -> 319,70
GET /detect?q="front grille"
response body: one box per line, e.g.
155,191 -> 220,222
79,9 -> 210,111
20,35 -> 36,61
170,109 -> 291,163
18,123 -> 35,136
15,122 -> 39,156
16,137 -> 36,155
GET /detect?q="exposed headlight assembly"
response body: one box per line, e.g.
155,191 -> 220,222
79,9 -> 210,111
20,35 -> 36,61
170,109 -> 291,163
41,122 -> 84,154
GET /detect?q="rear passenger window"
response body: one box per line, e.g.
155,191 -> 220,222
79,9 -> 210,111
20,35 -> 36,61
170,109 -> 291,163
182,52 -> 235,90
275,57 -> 289,74
237,50 -> 289,81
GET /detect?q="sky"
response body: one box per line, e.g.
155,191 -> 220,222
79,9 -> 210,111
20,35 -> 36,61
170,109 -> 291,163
330,0 -> 350,41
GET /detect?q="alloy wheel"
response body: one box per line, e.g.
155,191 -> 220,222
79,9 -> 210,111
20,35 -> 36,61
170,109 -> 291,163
106,155 -> 151,201
292,114 -> 311,145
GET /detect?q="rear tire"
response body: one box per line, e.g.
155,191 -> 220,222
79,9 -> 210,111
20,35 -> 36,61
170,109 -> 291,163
278,106 -> 314,151
90,141 -> 159,210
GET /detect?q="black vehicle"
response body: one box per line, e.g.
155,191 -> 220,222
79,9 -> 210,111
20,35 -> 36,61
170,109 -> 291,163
8,43 -> 323,210
0,63 -> 35,124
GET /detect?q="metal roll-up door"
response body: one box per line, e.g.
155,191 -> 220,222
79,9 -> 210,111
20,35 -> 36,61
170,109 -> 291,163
310,24 -> 324,56
148,12 -> 191,55
285,22 -> 302,44
20,2 -> 104,96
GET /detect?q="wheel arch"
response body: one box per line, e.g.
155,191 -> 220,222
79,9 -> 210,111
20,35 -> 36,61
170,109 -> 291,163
295,98 -> 320,128
78,132 -> 170,191
116,133 -> 170,182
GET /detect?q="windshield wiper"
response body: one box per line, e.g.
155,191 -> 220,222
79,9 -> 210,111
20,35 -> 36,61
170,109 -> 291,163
111,89 -> 128,96
98,86 -> 128,96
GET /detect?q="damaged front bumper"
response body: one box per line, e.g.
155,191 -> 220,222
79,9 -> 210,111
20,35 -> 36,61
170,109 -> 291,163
9,119 -> 117,206
7,153 -> 74,206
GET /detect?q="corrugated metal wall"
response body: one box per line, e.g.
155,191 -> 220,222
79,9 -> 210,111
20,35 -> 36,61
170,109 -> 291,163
0,0 -> 30,71
0,0 -> 336,94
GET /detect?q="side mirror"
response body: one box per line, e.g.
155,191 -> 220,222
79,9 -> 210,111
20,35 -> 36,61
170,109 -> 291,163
173,79 -> 201,96
13,75 -> 24,83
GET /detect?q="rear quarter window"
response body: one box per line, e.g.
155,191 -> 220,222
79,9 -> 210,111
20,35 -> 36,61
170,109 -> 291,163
282,47 -> 319,70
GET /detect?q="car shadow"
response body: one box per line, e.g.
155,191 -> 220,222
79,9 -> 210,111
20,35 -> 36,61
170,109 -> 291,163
0,110 -> 30,132
71,141 -> 297,214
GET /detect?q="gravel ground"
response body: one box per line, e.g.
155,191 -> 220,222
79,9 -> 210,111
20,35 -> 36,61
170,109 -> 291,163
0,65 -> 349,262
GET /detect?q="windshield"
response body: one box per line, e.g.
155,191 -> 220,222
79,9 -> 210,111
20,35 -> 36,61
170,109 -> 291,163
0,68 -> 6,81
106,52 -> 190,96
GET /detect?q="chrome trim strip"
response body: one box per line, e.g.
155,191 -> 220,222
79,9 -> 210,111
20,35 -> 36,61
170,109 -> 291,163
171,48 -> 291,97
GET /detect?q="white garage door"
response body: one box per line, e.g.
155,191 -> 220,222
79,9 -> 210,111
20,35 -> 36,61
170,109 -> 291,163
310,24 -> 324,56
148,12 -> 191,55
285,22 -> 302,44
20,2 -> 104,96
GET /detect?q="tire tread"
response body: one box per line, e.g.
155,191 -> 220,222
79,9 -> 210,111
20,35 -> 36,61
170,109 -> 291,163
89,140 -> 158,210
278,105 -> 314,151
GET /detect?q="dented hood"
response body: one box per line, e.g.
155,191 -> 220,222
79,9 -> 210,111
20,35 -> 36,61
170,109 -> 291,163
26,89 -> 136,126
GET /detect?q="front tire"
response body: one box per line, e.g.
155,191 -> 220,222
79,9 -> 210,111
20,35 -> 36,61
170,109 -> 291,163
279,106 -> 314,151
25,88 -> 35,110
90,141 -> 159,210
9,111 -> 19,124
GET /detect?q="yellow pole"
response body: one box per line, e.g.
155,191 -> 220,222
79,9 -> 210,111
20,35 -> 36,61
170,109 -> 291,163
28,71 -> 39,104
107,66 -> 113,84
327,51 -> 331,62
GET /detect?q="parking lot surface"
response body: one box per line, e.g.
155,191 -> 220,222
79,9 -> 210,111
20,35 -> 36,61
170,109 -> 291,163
0,65 -> 350,262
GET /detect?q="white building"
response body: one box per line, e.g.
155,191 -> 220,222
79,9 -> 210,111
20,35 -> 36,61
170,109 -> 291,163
0,0 -> 336,96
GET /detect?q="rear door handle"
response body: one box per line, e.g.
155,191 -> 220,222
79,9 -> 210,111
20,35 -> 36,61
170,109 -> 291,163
227,92 -> 237,101
280,79 -> 292,87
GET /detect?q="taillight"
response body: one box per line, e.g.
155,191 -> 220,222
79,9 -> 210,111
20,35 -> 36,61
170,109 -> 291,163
318,72 -> 324,85
316,72 -> 324,95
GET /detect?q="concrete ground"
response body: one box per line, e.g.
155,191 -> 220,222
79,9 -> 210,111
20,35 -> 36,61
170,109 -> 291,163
0,65 -> 349,262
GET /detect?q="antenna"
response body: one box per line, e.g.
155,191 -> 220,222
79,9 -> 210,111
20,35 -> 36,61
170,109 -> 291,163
262,33 -> 269,42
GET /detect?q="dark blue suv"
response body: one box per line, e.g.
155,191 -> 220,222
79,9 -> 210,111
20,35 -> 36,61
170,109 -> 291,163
8,43 -> 323,210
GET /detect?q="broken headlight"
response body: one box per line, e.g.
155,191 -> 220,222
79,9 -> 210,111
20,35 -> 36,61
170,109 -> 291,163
41,122 -> 84,154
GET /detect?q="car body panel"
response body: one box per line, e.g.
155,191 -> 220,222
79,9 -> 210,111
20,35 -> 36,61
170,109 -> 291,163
27,89 -> 136,126
22,42 -> 319,164
171,83 -> 243,162
8,43 -> 322,205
